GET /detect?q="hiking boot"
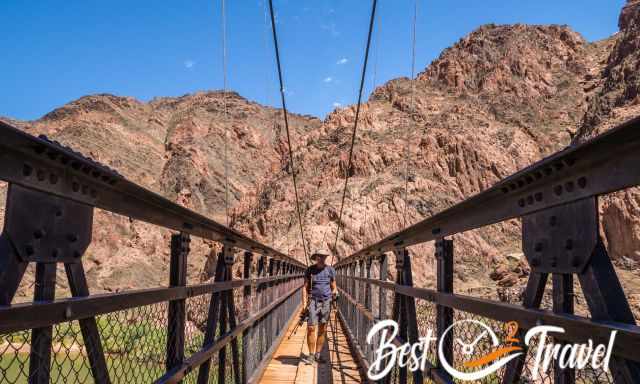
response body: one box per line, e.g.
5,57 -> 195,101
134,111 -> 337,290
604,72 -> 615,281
301,354 -> 314,365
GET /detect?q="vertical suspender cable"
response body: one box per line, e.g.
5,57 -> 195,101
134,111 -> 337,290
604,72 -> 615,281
402,0 -> 418,228
267,0 -> 310,266
330,0 -> 379,265
221,0 -> 230,227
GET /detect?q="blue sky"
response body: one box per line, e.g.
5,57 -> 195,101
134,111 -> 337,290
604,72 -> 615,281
1,0 -> 625,121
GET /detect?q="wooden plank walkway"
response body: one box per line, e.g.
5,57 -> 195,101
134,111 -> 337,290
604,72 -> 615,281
258,310 -> 364,384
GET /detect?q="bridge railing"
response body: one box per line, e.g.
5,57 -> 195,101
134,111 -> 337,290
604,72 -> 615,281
0,121 -> 305,384
335,116 -> 640,384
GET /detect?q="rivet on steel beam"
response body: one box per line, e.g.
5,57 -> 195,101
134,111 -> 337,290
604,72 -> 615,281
578,177 -> 587,189
565,239 -> 573,250
565,181 -> 574,192
23,164 -> 33,176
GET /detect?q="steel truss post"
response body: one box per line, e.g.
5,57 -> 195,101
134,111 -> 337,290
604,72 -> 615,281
197,246 -> 228,383
435,238 -> 454,381
379,254 -> 388,320
242,251 -> 253,384
166,233 -> 189,379
0,185 -> 110,384
503,197 -> 640,384
393,248 -> 423,384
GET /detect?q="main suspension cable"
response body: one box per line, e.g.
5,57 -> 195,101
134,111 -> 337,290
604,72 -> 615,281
330,0 -> 378,265
402,0 -> 419,228
267,0 -> 310,266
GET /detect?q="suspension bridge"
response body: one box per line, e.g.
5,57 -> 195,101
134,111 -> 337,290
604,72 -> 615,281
3,0 -> 640,383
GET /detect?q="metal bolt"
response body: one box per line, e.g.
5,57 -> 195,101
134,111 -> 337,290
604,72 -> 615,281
565,239 -> 573,250
554,185 -> 563,196
578,177 -> 587,189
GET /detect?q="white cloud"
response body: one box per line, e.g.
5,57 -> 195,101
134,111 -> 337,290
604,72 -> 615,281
184,60 -> 195,69
332,102 -> 342,108
323,77 -> 333,83
336,58 -> 348,65
321,23 -> 340,37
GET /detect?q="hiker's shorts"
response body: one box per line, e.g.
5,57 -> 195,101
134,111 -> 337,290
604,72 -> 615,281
308,299 -> 331,325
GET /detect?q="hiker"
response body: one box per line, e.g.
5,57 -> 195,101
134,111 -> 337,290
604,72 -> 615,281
301,249 -> 338,365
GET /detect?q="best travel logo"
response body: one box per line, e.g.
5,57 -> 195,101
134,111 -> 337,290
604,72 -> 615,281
366,319 -> 617,381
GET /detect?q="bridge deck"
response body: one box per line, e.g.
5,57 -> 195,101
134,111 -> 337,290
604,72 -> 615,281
258,310 -> 364,384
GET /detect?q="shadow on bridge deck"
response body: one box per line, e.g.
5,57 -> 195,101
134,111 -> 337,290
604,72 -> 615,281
258,310 -> 364,384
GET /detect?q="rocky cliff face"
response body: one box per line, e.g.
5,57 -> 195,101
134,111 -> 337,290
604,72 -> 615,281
3,2 -> 640,313
0,92 -> 320,300
571,0 -> 640,312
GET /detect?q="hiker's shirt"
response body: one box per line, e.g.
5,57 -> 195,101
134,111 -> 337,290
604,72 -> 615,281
305,265 -> 336,301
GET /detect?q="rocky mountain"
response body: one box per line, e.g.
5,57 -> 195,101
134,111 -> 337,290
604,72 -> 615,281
3,1 -> 640,314
0,92 -> 320,299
